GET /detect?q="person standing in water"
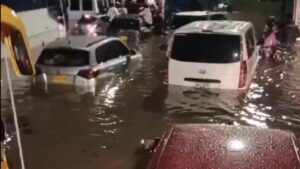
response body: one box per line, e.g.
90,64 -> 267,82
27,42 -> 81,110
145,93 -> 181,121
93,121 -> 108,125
139,4 -> 153,27
107,2 -> 120,22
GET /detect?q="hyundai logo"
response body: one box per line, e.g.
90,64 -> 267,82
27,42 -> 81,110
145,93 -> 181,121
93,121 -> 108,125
199,69 -> 206,74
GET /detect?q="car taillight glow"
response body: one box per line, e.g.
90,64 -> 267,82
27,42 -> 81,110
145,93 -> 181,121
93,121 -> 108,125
77,69 -> 100,79
84,14 -> 91,19
87,24 -> 97,33
163,63 -> 169,85
239,60 -> 247,88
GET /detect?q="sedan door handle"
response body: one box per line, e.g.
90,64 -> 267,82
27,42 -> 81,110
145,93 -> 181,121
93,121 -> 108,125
108,67 -> 114,71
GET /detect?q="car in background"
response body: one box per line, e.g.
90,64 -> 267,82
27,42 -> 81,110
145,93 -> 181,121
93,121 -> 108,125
172,11 -> 227,29
143,124 -> 300,169
68,0 -> 101,20
34,36 -> 142,88
106,15 -> 149,43
166,21 -> 259,90
71,14 -> 107,36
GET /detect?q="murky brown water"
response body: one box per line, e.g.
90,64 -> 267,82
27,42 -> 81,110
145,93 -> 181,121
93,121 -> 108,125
2,13 -> 300,169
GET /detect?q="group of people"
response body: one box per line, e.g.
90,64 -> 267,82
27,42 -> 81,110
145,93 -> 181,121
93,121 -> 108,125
106,1 -> 165,34
107,2 -> 128,22
261,15 -> 300,50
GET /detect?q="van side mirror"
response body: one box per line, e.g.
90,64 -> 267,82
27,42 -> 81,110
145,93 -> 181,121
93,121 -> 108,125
2,27 -> 35,76
1,5 -> 35,76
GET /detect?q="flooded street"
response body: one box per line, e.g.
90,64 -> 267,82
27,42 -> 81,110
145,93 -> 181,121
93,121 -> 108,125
2,16 -> 300,169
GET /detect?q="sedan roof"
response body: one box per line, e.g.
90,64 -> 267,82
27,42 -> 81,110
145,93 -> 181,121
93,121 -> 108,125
45,36 -> 108,49
148,124 -> 300,169
175,11 -> 227,16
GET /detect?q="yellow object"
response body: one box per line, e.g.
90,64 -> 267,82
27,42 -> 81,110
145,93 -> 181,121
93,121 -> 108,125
1,146 -> 9,169
119,36 -> 128,42
1,5 -> 36,169
1,4 -> 35,76
52,75 -> 68,84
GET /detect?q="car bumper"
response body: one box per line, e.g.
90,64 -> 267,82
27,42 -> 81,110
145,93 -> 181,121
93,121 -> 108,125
34,74 -> 96,87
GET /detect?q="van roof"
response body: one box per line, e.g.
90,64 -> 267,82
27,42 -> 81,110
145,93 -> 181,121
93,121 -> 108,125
175,11 -> 227,16
45,36 -> 108,49
174,21 -> 252,35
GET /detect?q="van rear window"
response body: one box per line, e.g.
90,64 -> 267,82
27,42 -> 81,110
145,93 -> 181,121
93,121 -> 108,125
170,33 -> 241,63
38,48 -> 90,67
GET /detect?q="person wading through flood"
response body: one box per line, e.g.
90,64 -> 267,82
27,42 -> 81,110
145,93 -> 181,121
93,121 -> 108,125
61,0 -> 69,32
138,3 -> 153,28
107,2 -> 120,22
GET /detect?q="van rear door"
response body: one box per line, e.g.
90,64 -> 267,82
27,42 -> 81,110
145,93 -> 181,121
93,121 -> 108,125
168,33 -> 242,89
244,27 -> 259,84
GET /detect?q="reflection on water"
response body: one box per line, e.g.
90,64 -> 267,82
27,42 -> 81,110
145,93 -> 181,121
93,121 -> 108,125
2,36 -> 300,169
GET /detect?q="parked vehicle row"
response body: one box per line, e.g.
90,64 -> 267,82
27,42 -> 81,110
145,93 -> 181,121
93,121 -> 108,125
72,14 -> 151,42
2,4 -> 300,169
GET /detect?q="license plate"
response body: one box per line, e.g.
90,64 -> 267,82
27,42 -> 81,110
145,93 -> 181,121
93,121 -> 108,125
52,75 -> 68,84
119,36 -> 128,42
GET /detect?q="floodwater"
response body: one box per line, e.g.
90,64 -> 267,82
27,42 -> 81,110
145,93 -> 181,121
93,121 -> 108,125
2,14 -> 300,169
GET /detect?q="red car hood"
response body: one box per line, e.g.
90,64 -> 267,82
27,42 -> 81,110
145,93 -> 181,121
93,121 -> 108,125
147,124 -> 300,169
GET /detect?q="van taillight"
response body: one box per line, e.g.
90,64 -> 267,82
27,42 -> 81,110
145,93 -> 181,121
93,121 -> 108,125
163,70 -> 168,84
77,69 -> 99,79
163,63 -> 169,85
239,60 -> 247,88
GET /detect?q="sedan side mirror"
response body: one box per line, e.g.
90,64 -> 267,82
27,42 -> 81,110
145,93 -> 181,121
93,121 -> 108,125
129,48 -> 137,55
159,43 -> 168,51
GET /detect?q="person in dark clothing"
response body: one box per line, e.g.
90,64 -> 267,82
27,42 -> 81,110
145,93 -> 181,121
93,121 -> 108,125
61,0 -> 69,32
282,20 -> 300,48
263,16 -> 277,39
152,7 -> 166,35
275,19 -> 286,44
257,16 -> 277,45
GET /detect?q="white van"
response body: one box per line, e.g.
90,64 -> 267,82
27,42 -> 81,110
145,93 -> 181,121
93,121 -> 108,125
167,21 -> 260,90
69,0 -> 100,20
